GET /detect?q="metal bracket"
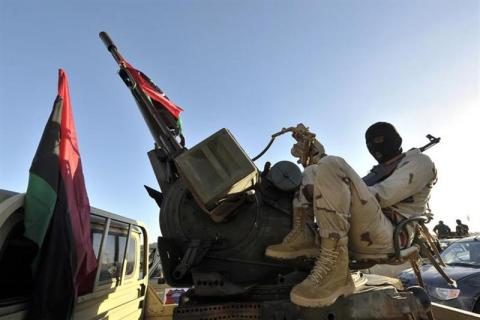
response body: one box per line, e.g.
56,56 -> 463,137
173,239 -> 212,280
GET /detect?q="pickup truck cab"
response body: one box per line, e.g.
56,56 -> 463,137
0,189 -> 149,319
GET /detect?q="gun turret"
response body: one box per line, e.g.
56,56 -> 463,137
100,34 -> 433,320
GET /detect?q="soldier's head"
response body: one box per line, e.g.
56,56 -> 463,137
439,220 -> 444,225
365,122 -> 403,164
456,219 -> 462,225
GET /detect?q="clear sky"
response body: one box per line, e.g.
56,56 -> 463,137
1,1 -> 479,240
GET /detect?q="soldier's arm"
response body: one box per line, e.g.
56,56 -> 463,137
368,152 -> 435,208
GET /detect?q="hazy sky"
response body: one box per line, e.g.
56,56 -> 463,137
1,1 -> 479,240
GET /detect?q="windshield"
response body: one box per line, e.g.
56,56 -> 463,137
441,241 -> 480,267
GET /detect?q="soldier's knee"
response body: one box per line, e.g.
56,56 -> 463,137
318,155 -> 348,170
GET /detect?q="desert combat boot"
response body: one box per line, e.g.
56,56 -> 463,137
290,236 -> 355,307
265,207 -> 320,259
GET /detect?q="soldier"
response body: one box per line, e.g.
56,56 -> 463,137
433,220 -> 451,239
266,122 -> 437,307
456,219 -> 469,237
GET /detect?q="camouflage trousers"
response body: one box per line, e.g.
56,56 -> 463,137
293,155 -> 394,256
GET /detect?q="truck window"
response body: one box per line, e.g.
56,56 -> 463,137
90,214 -> 107,260
137,228 -> 146,280
98,221 -> 129,285
92,231 -> 103,259
125,236 -> 136,277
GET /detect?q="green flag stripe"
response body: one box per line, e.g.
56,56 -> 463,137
24,173 -> 57,247
177,116 -> 183,133
24,95 -> 62,248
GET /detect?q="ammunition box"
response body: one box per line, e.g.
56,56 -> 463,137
174,128 -> 258,211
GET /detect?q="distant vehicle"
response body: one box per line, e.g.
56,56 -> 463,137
399,236 -> 480,313
438,237 -> 462,251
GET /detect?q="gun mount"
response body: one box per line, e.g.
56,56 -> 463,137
100,32 -> 435,320
99,29 -> 302,289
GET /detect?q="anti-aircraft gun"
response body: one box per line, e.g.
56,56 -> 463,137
100,32 -> 435,320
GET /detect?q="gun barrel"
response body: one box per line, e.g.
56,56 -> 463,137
99,32 -> 115,51
99,31 -> 127,66
99,31 -> 183,159
420,134 -> 441,152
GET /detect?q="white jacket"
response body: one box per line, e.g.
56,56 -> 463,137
368,148 -> 436,219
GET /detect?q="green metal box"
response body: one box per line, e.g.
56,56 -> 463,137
174,128 -> 258,211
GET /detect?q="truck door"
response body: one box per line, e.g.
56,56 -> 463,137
74,213 -> 148,320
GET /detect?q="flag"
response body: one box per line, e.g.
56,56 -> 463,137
24,69 -> 97,319
121,60 -> 184,133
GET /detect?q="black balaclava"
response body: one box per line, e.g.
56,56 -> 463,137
365,122 -> 403,164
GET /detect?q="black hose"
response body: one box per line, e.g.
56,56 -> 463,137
252,128 -> 293,161
252,137 -> 276,161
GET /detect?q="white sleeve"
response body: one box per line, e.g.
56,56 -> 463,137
368,154 -> 435,208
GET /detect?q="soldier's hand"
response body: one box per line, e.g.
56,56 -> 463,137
289,124 -> 326,167
291,123 -> 310,140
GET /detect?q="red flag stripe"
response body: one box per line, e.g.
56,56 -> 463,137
58,69 -> 97,292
